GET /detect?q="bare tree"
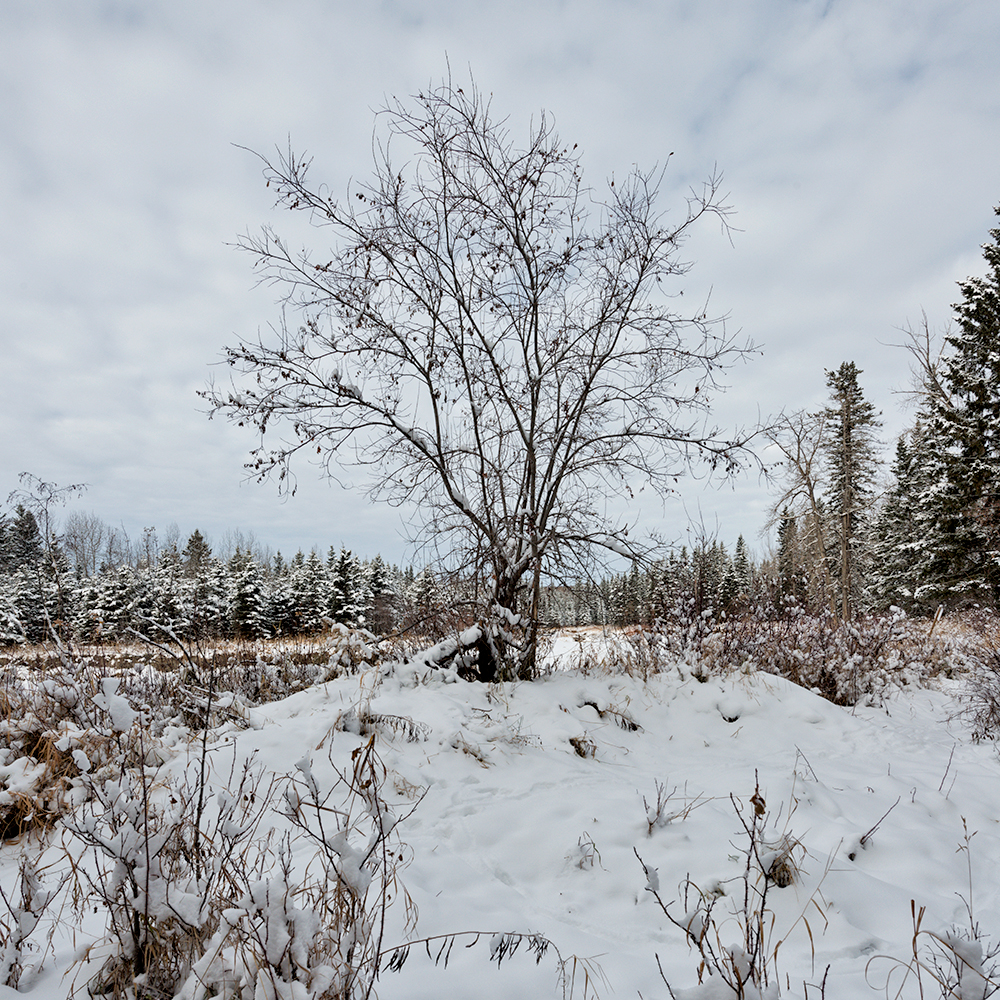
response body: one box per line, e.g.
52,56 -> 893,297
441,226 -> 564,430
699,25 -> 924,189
765,412 -> 835,612
205,77 -> 763,677
63,511 -> 109,578
892,310 -> 954,412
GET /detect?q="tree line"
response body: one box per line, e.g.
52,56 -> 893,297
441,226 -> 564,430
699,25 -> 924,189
1,491 -> 768,645
0,511 -> 404,644
767,207 -> 1000,619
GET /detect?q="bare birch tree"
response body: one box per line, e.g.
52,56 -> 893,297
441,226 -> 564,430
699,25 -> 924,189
205,78 -> 762,677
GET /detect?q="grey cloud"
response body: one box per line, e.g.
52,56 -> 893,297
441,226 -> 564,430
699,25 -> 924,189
2,0 -> 999,562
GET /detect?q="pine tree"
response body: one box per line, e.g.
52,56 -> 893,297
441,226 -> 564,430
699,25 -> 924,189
265,555 -> 298,636
7,567 -> 47,642
152,544 -> 185,633
300,549 -> 328,630
820,362 -> 882,618
732,535 -> 753,601
409,567 -> 440,619
776,508 -> 803,609
327,547 -> 362,626
88,566 -> 139,639
0,513 -> 9,575
362,555 -> 397,633
0,570 -> 24,645
287,551 -> 324,634
608,572 -> 629,625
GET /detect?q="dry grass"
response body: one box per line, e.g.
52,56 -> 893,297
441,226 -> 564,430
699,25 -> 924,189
639,779 -> 829,999
1,627 -> 388,843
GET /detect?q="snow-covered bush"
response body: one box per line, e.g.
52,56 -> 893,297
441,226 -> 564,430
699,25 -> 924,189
274,738 -> 419,1000
322,622 -> 379,678
0,625 -> 382,850
166,737 -> 420,1000
66,734 -> 271,999
958,611 -> 1000,743
0,663 -> 160,840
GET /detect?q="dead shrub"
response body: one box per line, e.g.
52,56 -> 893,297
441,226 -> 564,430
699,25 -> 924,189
632,610 -> 963,706
638,778 -> 827,999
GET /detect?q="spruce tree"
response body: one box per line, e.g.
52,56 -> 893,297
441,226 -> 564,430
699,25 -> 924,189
2,507 -> 43,572
919,207 -> 1000,604
776,508 -> 802,609
182,530 -> 212,576
363,555 -> 396,633
288,551 -> 323,634
265,556 -> 298,636
152,544 -> 185,633
820,362 -> 882,618
866,429 -> 932,611
732,535 -> 753,601
0,513 -> 9,574
327,547 -> 361,626
409,567 -> 440,619
228,548 -> 269,639
0,571 -> 21,645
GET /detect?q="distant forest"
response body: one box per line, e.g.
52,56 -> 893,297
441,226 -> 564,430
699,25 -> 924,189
0,504 -> 763,645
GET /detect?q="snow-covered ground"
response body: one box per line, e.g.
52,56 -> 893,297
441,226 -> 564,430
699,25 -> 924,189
3,632 -> 999,999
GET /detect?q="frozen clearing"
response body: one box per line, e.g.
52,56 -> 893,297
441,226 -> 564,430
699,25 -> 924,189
3,641 -> 999,999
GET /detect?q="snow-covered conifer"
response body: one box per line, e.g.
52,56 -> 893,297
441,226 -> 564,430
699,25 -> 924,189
228,549 -> 269,639
911,208 -> 1000,606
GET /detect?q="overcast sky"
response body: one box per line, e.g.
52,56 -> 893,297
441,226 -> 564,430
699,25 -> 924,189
2,0 -> 999,568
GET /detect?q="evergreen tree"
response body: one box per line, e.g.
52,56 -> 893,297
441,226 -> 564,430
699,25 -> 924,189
182,530 -> 212,576
228,549 -> 269,639
608,572 -> 629,625
717,561 -> 739,615
0,507 -> 43,572
299,549 -> 327,630
287,551 -> 322,634
820,362 -> 882,618
913,207 -> 1000,606
327,547 -> 362,626
362,555 -> 397,633
409,567 -> 440,619
152,544 -> 185,633
732,535 -> 753,601
0,570 -> 24,645
0,513 -> 9,574
7,566 -> 47,642
197,558 -> 231,638
866,430 -> 928,611
265,556 -> 298,636
659,547 -> 693,617
776,508 -> 803,609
